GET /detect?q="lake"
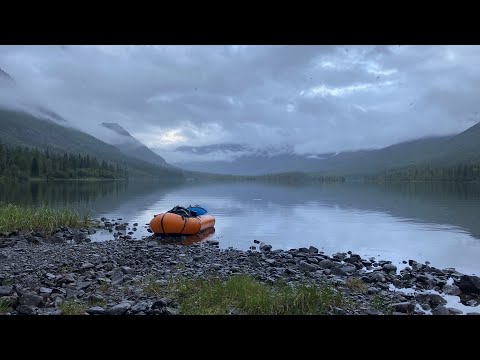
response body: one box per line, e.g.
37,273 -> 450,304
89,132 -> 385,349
1,179 -> 480,276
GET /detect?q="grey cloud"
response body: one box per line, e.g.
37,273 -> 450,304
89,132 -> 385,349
1,45 -> 479,163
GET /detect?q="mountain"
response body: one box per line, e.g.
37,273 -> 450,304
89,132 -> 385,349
100,122 -> 169,168
0,108 -> 183,179
173,122 -> 480,177
0,67 -> 67,125
427,121 -> 480,164
0,68 -> 14,84
0,67 -> 177,178
32,105 -> 67,124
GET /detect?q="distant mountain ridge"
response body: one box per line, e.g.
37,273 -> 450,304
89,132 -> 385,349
174,122 -> 480,177
100,122 -> 169,168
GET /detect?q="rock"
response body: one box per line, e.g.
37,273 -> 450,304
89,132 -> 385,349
318,259 -> 333,269
152,299 -> 168,309
131,302 -> 149,313
19,293 -> 44,307
111,269 -> 125,285
259,242 -> 272,252
442,284 -> 462,296
454,275 -> 480,295
333,307 -> 346,315
133,223 -> 138,227
341,265 -> 357,274
466,299 -> 479,307
420,303 -> 431,311
332,252 -> 347,261
16,305 -> 35,315
299,260 -> 317,272
105,302 -> 131,315
431,305 -> 450,315
39,287 -> 53,295
344,257 -> 358,265
265,259 -> 277,267
382,263 -> 397,272
81,262 -> 95,270
253,239 -> 260,244
76,281 -> 92,290
371,272 -> 386,283
391,302 -> 415,314
45,273 -> 56,280
66,288 -> 82,299
308,246 -> 319,254
0,286 -> 14,296
415,293 -> 447,308
164,307 -> 179,315
366,309 -> 384,315
193,255 -> 206,262
87,306 -> 106,315
121,266 -> 134,274
89,294 -> 105,303
448,308 -> 463,315
331,267 -> 347,276
284,268 -> 297,275
207,240 -> 219,245
64,273 -> 76,282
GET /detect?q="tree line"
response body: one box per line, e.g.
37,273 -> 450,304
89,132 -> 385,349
0,143 -> 128,180
373,163 -> 480,182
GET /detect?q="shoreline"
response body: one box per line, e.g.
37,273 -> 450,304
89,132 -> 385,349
1,221 -> 480,315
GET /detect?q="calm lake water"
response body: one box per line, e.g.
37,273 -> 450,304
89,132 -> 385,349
1,180 -> 480,276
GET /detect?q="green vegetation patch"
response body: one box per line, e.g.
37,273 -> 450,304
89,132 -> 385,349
171,275 -> 347,315
0,202 -> 92,233
58,300 -> 88,315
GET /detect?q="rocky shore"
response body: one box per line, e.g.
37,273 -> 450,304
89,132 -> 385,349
1,219 -> 479,315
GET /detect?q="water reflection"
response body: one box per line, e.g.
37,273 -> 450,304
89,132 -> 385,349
152,227 -> 216,246
2,179 -> 480,275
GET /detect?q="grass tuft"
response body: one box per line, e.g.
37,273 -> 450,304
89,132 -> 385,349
346,277 -> 368,293
0,299 -> 11,314
58,300 -> 87,315
89,298 -> 107,307
371,294 -> 394,314
0,202 -> 92,233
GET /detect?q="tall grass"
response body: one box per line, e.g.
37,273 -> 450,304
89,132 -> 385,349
0,202 -> 92,233
172,275 -> 347,315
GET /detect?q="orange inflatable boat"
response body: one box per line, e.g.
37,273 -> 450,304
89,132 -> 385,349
149,205 -> 215,235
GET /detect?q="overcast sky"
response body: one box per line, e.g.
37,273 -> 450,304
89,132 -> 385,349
1,45 -> 479,162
